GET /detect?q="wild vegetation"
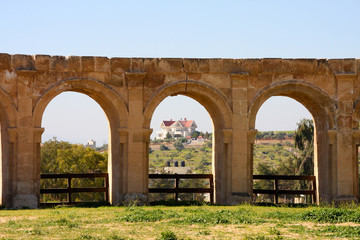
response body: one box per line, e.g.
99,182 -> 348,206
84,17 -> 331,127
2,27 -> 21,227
41,138 -> 108,203
2,204 -> 360,239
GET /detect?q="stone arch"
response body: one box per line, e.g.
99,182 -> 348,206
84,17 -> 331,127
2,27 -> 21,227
0,87 -> 17,207
248,80 -> 336,203
32,78 -> 128,205
144,80 -> 233,204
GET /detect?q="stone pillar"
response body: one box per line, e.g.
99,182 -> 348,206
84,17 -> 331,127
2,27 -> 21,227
333,73 -> 358,203
123,72 -> 149,204
33,127 -> 44,204
229,73 -> 251,204
109,127 -> 129,205
2,127 -> 17,207
327,130 -> 337,203
213,128 -> 231,204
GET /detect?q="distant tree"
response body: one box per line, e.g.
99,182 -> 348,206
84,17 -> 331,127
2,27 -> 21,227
191,131 -> 200,139
204,132 -> 209,139
293,119 -> 314,176
165,132 -> 172,139
160,144 -> 169,151
184,152 -> 193,160
41,138 -> 108,202
173,140 -> 184,152
149,147 -> 154,154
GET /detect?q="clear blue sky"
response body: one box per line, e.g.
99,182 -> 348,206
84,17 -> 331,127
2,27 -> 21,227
1,1 -> 359,144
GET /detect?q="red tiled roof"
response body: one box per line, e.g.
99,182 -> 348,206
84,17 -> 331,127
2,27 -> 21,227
162,120 -> 194,127
162,120 -> 175,127
179,120 -> 194,127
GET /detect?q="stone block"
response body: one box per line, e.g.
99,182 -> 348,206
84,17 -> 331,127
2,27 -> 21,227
158,58 -> 183,73
209,59 -> 224,73
12,54 -> 35,70
82,57 -> 95,72
272,74 -> 293,82
291,59 -> 317,74
35,55 -> 50,71
95,57 -> 110,72
144,58 -> 159,73
232,88 -> 247,101
0,54 -> 11,69
17,165 -> 34,180
125,72 -> 146,88
338,101 -> 353,116
250,73 -> 272,88
108,73 -> 124,87
14,194 -> 38,209
183,58 -> 200,73
16,177 -> 34,191
111,58 -> 130,73
338,116 -> 352,129
50,56 -> 67,71
337,78 -> 354,101
131,58 -> 144,72
197,59 -> 210,73
328,59 -> 356,74
68,56 -> 81,71
261,58 -> 284,73
143,73 -> 165,88
86,72 -> 108,82
316,59 -> 330,74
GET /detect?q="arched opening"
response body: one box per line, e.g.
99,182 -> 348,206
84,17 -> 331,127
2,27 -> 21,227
144,81 -> 232,204
40,92 -> 109,203
149,95 -> 213,202
33,78 -> 128,205
249,81 -> 336,203
253,96 -> 314,203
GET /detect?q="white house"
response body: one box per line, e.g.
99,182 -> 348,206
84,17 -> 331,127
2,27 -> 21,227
86,139 -> 96,149
157,118 -> 197,139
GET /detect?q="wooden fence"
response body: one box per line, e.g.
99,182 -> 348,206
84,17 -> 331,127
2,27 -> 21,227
40,173 -> 109,205
253,175 -> 316,204
40,173 -> 315,205
148,174 -> 214,204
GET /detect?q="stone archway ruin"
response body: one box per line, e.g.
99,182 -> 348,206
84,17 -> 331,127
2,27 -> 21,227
0,54 -> 359,207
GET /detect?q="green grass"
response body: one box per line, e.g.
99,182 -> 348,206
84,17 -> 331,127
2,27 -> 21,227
2,204 -> 360,239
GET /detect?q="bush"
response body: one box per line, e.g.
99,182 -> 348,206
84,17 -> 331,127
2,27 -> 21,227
160,144 -> 169,151
157,230 -> 178,240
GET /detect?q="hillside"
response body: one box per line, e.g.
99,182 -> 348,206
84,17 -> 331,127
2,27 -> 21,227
149,132 -> 297,175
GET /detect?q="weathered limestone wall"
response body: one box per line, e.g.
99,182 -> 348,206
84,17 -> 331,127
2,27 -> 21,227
0,54 -> 359,208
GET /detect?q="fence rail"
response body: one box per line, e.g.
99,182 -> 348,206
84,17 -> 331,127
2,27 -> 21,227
253,175 -> 316,204
148,174 -> 214,204
40,173 -> 109,205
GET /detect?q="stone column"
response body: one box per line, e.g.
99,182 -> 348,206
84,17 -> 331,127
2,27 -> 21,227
2,127 -> 17,207
109,127 -> 129,205
229,73 -> 252,204
123,72 -> 149,204
333,73 -> 358,203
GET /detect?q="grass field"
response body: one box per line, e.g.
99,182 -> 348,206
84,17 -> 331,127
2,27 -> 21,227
2,204 -> 360,239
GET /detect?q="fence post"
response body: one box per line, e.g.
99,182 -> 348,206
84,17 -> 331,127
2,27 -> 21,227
67,176 -> 72,204
105,174 -> 109,202
312,177 -> 317,204
209,175 -> 214,204
274,176 -> 279,204
175,175 -> 179,201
